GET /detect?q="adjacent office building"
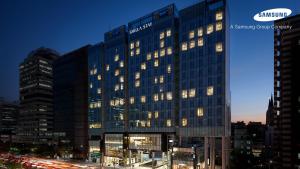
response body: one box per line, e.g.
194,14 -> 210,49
0,100 -> 19,143
88,0 -> 230,168
53,46 -> 90,159
273,14 -> 300,169
18,47 -> 59,144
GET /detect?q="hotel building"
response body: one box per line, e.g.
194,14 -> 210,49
88,0 -> 230,168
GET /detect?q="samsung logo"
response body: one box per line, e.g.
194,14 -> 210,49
129,22 -> 152,34
253,8 -> 292,22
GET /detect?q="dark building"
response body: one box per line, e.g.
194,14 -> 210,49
18,47 -> 59,144
273,14 -> 300,169
88,0 -> 230,168
265,95 -> 274,161
0,100 -> 19,143
53,45 -> 90,159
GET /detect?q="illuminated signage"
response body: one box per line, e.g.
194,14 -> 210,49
253,8 -> 292,22
129,22 -> 152,34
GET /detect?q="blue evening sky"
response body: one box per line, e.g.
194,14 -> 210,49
1,0 -> 299,123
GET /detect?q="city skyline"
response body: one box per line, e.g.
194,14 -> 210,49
1,0 -> 300,124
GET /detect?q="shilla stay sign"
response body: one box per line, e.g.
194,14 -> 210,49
254,8 -> 292,22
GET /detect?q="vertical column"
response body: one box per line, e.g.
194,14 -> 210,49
204,137 -> 209,169
221,136 -> 225,169
210,138 -> 215,169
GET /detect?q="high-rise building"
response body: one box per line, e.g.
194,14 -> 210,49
273,14 -> 300,169
0,100 -> 19,143
53,45 -> 90,159
88,1 -> 230,168
18,47 -> 59,144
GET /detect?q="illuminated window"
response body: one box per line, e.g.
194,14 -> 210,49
130,97 -> 135,104
160,40 -> 165,48
166,92 -> 172,100
216,22 -> 222,31
97,74 -> 102,80
141,63 -> 146,70
89,103 -> 94,109
93,68 -> 97,74
198,28 -> 203,36
106,64 -> 110,71
130,42 -> 134,49
148,112 -> 152,119
154,94 -> 159,102
120,84 -> 124,90
182,118 -> 187,127
147,120 -> 151,127
207,86 -> 214,96
110,100 -> 115,106
154,51 -> 159,58
166,29 -> 171,37
167,65 -> 171,73
130,50 -> 134,56
160,93 -> 164,100
115,69 -> 120,76
97,88 -> 101,94
90,70 -> 93,75
159,75 -> 164,83
140,121 -> 145,127
135,80 -> 140,87
182,90 -> 188,99
181,42 -> 188,51
154,77 -> 158,84
198,38 -> 204,47
119,113 -> 124,120
154,111 -> 159,119
216,11 -> 223,21
189,30 -> 195,39
166,119 -> 172,127
167,47 -> 172,55
197,107 -> 204,117
119,76 -> 124,83
141,96 -> 146,103
160,49 -> 165,57
147,53 -> 151,60
89,123 -> 101,129
189,88 -> 196,97
207,24 -> 214,34
216,42 -> 223,52
135,72 -> 140,79
136,48 -> 140,55
160,32 -> 165,39
114,54 -> 119,62
119,61 -> 124,68
154,60 -> 159,67
189,40 -> 195,49
90,83 -> 93,88
115,84 -> 120,91
97,101 -> 101,108
135,40 -> 140,47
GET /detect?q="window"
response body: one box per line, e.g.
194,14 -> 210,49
141,96 -> 146,103
130,97 -> 135,104
167,47 -> 172,55
115,69 -> 120,76
216,11 -> 223,21
119,76 -> 124,83
154,94 -> 159,102
166,119 -> 172,127
135,40 -> 140,47
216,22 -> 222,31
160,40 -> 165,48
160,93 -> 164,100
154,77 -> 158,84
160,49 -> 165,57
154,60 -> 159,67
106,64 -> 110,71
93,68 -> 97,74
182,90 -> 188,99
189,88 -> 196,97
154,51 -> 159,58
166,29 -> 171,37
189,40 -> 195,49
167,92 -> 172,100
135,80 -> 140,87
216,42 -> 223,52
155,111 -> 159,118
97,88 -> 101,94
130,50 -> 134,56
181,42 -> 188,51
90,83 -> 93,88
135,72 -> 140,79
136,48 -> 140,55
189,30 -> 195,39
119,61 -> 124,68
115,84 -> 120,91
198,38 -> 204,47
141,63 -> 146,70
159,75 -> 164,83
197,107 -> 204,117
147,53 -> 151,60
207,24 -> 214,34
148,112 -> 152,119
207,86 -> 214,96
114,54 -> 119,62
182,118 -> 187,127
97,74 -> 102,80
130,42 -> 134,49
167,65 -> 171,73
147,120 -> 151,127
160,32 -> 165,39
198,28 -> 203,36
